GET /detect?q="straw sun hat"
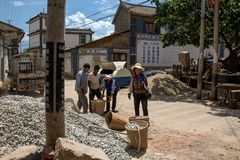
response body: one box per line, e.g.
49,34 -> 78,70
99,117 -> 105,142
131,63 -> 144,71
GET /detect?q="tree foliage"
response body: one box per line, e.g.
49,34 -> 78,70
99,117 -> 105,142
152,0 -> 240,72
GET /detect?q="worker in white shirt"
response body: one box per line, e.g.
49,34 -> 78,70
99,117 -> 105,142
88,65 -> 102,112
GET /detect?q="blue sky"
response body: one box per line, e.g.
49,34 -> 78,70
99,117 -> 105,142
0,0 -> 155,50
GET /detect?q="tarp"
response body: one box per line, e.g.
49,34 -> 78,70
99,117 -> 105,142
101,62 -> 116,70
112,69 -> 131,78
100,61 -> 131,78
113,61 -> 127,70
99,61 -> 131,86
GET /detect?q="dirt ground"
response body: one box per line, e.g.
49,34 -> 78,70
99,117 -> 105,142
64,78 -> 240,160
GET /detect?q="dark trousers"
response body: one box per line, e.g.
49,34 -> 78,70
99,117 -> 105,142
133,93 -> 148,116
106,91 -> 117,111
77,91 -> 88,113
89,88 -> 101,112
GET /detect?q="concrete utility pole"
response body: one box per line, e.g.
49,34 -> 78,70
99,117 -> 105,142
211,0 -> 219,100
197,0 -> 206,99
45,0 -> 66,147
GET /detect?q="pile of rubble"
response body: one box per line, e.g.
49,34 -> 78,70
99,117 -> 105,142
148,74 -> 192,96
0,95 -> 143,160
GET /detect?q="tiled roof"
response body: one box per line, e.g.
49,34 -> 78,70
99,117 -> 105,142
123,2 -> 156,17
0,21 -> 24,41
26,12 -> 47,23
112,2 -> 156,24
66,29 -> 130,51
0,21 -> 24,33
65,28 -> 94,34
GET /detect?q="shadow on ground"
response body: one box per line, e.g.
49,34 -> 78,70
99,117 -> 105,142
207,106 -> 240,118
150,89 -> 211,106
150,89 -> 240,118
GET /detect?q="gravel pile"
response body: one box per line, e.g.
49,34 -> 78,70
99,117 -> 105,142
148,74 -> 191,96
0,95 -> 148,160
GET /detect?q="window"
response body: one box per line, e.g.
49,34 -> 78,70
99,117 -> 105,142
80,35 -> 86,44
167,23 -> 178,31
145,23 -> 156,34
43,34 -> 46,44
219,43 -> 225,58
113,53 -> 127,61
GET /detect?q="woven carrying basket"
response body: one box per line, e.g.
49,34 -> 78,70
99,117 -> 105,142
125,120 -> 148,151
105,111 -> 127,130
91,100 -> 105,114
129,116 -> 150,126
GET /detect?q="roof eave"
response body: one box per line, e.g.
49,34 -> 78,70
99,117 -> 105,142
65,29 -> 130,52
112,1 -> 131,24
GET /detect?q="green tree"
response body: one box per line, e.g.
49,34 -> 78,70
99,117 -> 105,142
152,0 -> 240,72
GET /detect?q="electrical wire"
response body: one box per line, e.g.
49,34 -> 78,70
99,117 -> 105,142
20,0 -> 153,51
74,0 -> 151,29
66,0 -> 131,27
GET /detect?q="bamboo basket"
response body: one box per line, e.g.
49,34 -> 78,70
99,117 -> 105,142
105,111 -> 127,130
125,120 -> 148,151
129,116 -> 150,126
91,100 -> 105,114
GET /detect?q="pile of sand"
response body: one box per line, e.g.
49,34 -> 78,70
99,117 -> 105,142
148,74 -> 191,96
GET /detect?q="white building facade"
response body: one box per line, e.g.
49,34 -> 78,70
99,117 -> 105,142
113,2 -> 228,69
136,33 -> 200,67
0,21 -> 24,81
27,12 -> 94,57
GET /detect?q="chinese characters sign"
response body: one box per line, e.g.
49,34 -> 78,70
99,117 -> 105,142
137,40 -> 160,66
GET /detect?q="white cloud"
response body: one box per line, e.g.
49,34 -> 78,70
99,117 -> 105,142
66,11 -> 114,40
90,21 -> 114,40
22,33 -> 29,42
12,1 -> 24,7
20,33 -> 29,51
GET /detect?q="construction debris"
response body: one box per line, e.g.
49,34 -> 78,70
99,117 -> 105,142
148,74 -> 192,96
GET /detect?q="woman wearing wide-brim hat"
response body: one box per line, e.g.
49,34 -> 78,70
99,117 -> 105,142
128,63 -> 151,116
